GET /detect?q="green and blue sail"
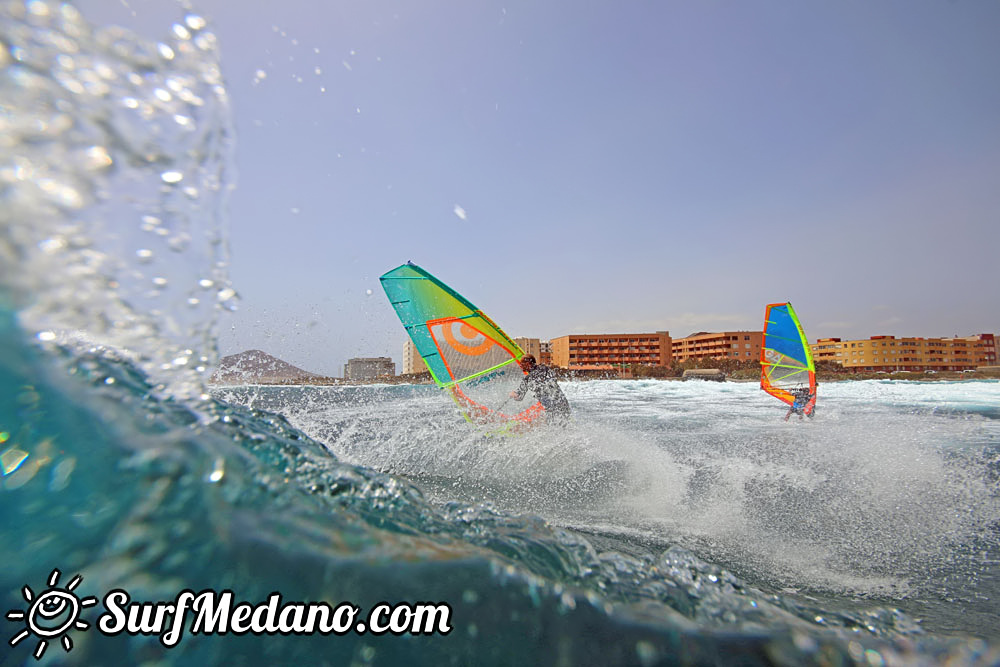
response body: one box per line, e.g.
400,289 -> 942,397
380,262 -> 544,428
760,302 -> 816,414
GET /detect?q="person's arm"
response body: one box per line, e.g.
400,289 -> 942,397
511,375 -> 528,401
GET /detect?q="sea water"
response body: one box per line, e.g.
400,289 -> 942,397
2,3 -> 999,665
215,381 -> 1000,636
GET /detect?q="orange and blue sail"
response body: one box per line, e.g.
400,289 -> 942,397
379,262 -> 543,430
760,302 -> 816,414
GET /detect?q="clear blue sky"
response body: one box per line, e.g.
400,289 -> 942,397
76,0 -> 1000,376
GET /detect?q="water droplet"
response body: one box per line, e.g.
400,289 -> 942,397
161,171 -> 184,184
168,235 -> 191,251
635,641 -> 658,666
185,14 -> 207,31
27,1 -> 50,17
49,458 -> 76,492
208,457 -> 225,482
38,238 -> 66,254
864,649 -> 885,666
83,145 -> 112,169
38,178 -> 83,208
1,448 -> 29,475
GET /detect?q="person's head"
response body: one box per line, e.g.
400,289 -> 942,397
519,355 -> 537,371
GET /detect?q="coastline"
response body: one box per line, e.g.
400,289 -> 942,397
208,369 -> 1000,388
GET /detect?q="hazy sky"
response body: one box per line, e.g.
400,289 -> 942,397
76,0 -> 1000,376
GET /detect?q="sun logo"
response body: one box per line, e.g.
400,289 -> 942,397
6,569 -> 98,660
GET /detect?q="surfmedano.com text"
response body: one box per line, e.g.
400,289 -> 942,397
98,589 -> 453,647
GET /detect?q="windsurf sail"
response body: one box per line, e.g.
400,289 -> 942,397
380,262 -> 544,431
760,302 -> 816,415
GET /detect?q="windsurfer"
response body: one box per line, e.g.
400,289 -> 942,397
510,355 -> 571,424
784,385 -> 816,421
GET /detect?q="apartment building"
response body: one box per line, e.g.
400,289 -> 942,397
549,332 -> 672,370
672,331 -> 763,363
513,337 -> 554,365
811,334 -> 997,372
514,337 -> 541,360
401,340 -> 425,375
344,357 -> 395,380
539,339 -> 553,366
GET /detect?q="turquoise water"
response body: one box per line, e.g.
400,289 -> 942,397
2,2 -> 999,664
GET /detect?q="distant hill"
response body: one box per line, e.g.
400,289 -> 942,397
210,350 -> 319,385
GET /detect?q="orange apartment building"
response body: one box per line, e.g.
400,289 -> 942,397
513,337 -> 541,361
513,337 -> 553,365
671,331 -> 763,363
810,334 -> 997,372
549,332 -> 672,371
539,340 -> 553,366
514,338 -> 553,366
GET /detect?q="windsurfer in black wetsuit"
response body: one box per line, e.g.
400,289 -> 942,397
509,355 -> 571,425
784,385 -> 816,421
